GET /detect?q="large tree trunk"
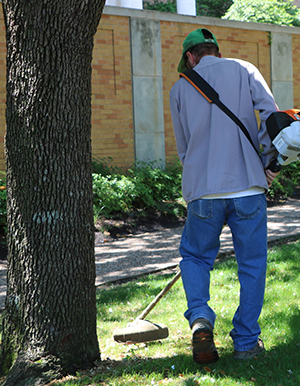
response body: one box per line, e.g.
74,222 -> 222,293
0,1 -> 105,384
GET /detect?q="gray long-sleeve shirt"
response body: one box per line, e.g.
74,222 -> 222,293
169,55 -> 278,203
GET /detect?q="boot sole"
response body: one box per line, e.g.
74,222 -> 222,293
192,329 -> 219,364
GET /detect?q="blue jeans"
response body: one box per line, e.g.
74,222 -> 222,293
179,194 -> 267,352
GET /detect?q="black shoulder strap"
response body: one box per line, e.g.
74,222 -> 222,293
180,69 -> 260,157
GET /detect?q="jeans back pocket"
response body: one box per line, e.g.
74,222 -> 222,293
189,199 -> 213,219
234,195 -> 264,220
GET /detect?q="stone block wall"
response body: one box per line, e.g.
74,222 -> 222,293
0,6 -> 300,171
92,13 -> 135,168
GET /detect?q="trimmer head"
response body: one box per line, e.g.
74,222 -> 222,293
113,319 -> 169,343
113,269 -> 181,344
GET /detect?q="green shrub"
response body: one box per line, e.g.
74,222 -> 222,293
92,174 -> 137,218
127,160 -> 182,204
143,0 -> 176,13
268,160 -> 300,200
0,156 -> 299,234
91,156 -> 123,176
92,158 -> 185,220
223,0 -> 300,27
143,0 -> 232,17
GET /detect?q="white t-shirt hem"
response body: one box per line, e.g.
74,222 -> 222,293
201,186 -> 265,199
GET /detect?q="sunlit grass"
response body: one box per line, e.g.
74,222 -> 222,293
54,239 -> 300,385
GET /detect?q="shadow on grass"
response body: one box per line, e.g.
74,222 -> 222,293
92,310 -> 300,386
56,307 -> 300,386
93,242 -> 300,385
107,321 -> 300,385
59,333 -> 300,385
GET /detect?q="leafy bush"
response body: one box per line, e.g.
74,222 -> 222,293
143,0 -> 232,17
92,158 -> 185,220
143,0 -> 176,13
92,174 -> 137,218
196,0 -> 232,18
0,156 -> 299,235
268,161 -> 300,199
92,156 -> 123,176
223,0 -> 300,27
92,156 -> 300,221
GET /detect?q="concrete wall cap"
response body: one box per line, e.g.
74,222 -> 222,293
103,5 -> 300,35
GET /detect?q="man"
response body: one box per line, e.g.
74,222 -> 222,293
169,28 -> 279,364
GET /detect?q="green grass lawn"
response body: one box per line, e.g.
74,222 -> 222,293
55,239 -> 300,386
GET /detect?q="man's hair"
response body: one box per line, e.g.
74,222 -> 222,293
185,43 -> 219,66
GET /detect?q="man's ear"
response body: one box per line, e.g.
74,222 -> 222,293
186,51 -> 196,69
186,51 -> 192,60
219,52 -> 222,58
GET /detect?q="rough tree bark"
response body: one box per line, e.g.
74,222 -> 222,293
0,1 -> 105,384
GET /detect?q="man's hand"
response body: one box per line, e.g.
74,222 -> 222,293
265,169 -> 280,187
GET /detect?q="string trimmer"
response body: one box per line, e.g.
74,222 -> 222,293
113,269 -> 181,343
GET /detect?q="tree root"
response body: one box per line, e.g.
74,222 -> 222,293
1,353 -> 64,386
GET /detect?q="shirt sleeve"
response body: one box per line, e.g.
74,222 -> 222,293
169,87 -> 188,166
248,63 -> 279,168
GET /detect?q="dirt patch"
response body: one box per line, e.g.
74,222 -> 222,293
94,212 -> 186,244
94,193 -> 293,244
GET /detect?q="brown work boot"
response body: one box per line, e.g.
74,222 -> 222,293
191,318 -> 219,364
233,338 -> 265,360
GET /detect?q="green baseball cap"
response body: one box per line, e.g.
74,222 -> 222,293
177,28 -> 219,73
